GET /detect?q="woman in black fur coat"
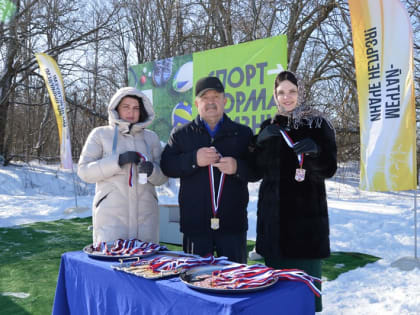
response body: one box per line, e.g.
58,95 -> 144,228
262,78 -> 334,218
250,71 -> 337,312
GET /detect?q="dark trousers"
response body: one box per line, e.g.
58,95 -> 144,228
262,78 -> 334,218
183,231 -> 247,264
265,257 -> 323,313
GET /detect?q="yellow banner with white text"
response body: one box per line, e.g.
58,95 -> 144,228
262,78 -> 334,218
35,53 -> 73,169
349,0 -> 416,191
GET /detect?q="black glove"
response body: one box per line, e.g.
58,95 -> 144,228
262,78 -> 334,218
138,161 -> 154,177
293,138 -> 319,156
118,151 -> 140,166
256,124 -> 283,145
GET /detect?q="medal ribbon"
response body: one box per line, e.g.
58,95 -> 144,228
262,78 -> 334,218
278,129 -> 304,168
129,152 -> 148,187
213,264 -> 274,288
208,161 -> 226,218
272,268 -> 322,297
93,239 -> 160,256
146,255 -> 228,272
211,264 -> 321,296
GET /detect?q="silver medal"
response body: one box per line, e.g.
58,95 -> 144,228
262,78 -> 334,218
295,168 -> 306,182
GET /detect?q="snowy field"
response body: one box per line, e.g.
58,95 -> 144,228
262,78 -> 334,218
0,162 -> 419,314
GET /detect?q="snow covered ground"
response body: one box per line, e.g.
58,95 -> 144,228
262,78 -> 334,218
0,162 -> 419,314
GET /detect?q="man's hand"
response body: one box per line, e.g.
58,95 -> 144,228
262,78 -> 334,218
196,147 -> 221,167
213,157 -> 237,175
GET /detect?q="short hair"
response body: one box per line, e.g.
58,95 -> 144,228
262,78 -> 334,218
119,95 -> 149,123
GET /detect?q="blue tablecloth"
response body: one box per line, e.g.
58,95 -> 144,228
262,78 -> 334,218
52,251 -> 315,315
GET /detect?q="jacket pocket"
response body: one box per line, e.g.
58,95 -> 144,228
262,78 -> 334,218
95,193 -> 109,208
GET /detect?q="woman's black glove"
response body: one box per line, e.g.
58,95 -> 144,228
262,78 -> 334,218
118,151 -> 140,166
256,124 -> 282,145
293,138 -> 319,156
138,161 -> 154,177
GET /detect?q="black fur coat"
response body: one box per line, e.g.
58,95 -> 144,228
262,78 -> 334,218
252,113 -> 337,259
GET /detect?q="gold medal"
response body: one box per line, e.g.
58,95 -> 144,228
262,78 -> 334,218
211,218 -> 220,230
295,168 -> 306,182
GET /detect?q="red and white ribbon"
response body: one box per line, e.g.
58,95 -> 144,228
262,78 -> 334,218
278,129 -> 304,168
211,264 -> 321,297
208,164 -> 226,218
143,254 -> 228,272
93,239 -> 160,256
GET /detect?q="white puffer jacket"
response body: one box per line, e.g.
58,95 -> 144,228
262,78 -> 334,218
78,87 -> 168,244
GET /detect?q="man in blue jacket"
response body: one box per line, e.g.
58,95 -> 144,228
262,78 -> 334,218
161,76 -> 253,263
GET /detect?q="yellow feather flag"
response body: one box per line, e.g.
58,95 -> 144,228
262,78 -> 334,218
35,53 -> 73,169
349,0 -> 416,191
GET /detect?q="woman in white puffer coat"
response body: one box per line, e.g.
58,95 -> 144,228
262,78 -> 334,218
78,87 -> 168,244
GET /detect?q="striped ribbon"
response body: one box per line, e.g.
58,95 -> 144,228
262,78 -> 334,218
208,164 -> 226,218
212,264 -> 321,297
278,129 -> 304,168
93,239 -> 160,256
144,254 -> 228,272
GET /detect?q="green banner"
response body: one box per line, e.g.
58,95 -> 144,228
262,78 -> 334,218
0,0 -> 16,24
129,35 -> 287,141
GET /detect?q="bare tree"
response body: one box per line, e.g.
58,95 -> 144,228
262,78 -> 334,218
0,0 -> 119,163
0,0 -> 22,162
0,0 -> 418,165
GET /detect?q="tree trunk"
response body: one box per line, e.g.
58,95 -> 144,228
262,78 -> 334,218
0,0 -> 19,159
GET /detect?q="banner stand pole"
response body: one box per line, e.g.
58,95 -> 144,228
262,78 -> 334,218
71,164 -> 78,208
390,184 -> 420,271
63,163 -> 89,215
415,180 -> 418,259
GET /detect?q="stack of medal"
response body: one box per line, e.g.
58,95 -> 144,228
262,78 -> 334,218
93,239 -> 160,256
148,254 -> 227,272
211,264 -> 275,289
121,255 -> 228,278
210,264 -> 321,295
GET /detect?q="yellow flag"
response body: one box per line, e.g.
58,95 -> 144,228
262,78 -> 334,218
35,53 -> 73,169
349,0 -> 416,191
